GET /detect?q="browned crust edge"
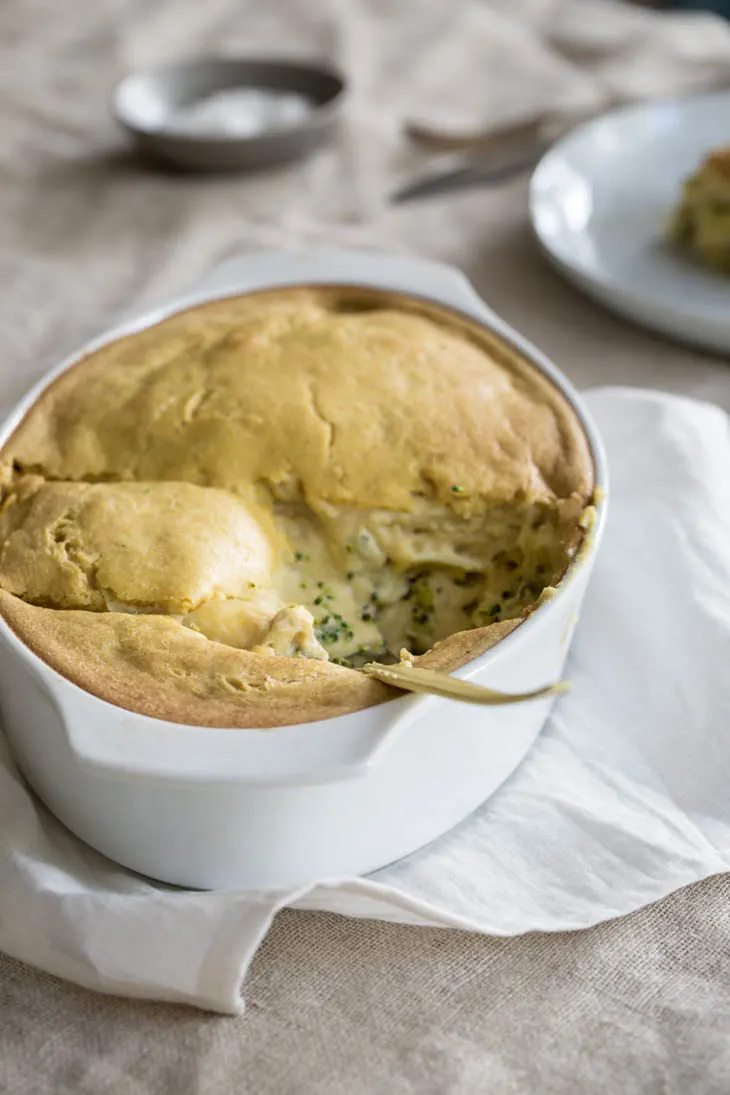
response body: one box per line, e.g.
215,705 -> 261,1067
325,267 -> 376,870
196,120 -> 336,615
0,591 -> 524,728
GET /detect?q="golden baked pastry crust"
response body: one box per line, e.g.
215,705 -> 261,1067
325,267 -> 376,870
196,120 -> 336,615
5,288 -> 590,507
0,287 -> 594,728
0,478 -> 276,613
0,589 -> 393,727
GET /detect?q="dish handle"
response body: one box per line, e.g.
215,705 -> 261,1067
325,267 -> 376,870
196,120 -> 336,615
190,248 -> 500,327
31,659 -> 422,787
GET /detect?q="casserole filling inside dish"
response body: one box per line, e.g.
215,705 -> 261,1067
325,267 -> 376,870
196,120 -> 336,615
0,288 -> 594,727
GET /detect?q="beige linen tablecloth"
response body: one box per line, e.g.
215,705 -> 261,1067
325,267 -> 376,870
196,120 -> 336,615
2,0 -> 730,1091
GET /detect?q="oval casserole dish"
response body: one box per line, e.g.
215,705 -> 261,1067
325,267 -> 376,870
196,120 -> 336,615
0,250 -> 607,889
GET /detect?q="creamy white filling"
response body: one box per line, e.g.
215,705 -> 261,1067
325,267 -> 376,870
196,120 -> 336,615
39,489 -> 574,667
272,500 -> 572,663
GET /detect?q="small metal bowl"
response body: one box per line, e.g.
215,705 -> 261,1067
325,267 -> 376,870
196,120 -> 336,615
112,57 -> 346,172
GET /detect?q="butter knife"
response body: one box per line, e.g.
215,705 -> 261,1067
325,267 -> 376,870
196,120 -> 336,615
390,139 -> 551,205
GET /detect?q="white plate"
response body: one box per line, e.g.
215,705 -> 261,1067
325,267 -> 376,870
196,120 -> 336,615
530,91 -> 730,355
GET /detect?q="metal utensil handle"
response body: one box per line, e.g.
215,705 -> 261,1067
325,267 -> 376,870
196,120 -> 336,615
390,144 -> 549,205
363,662 -> 569,705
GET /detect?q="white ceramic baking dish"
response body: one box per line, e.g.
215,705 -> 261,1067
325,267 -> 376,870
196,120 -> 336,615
0,249 -> 607,890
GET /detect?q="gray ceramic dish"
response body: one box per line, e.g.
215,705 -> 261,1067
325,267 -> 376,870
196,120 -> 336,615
112,57 -> 346,171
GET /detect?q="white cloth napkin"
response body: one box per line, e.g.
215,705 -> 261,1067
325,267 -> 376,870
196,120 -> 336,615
2,386 -> 730,1014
